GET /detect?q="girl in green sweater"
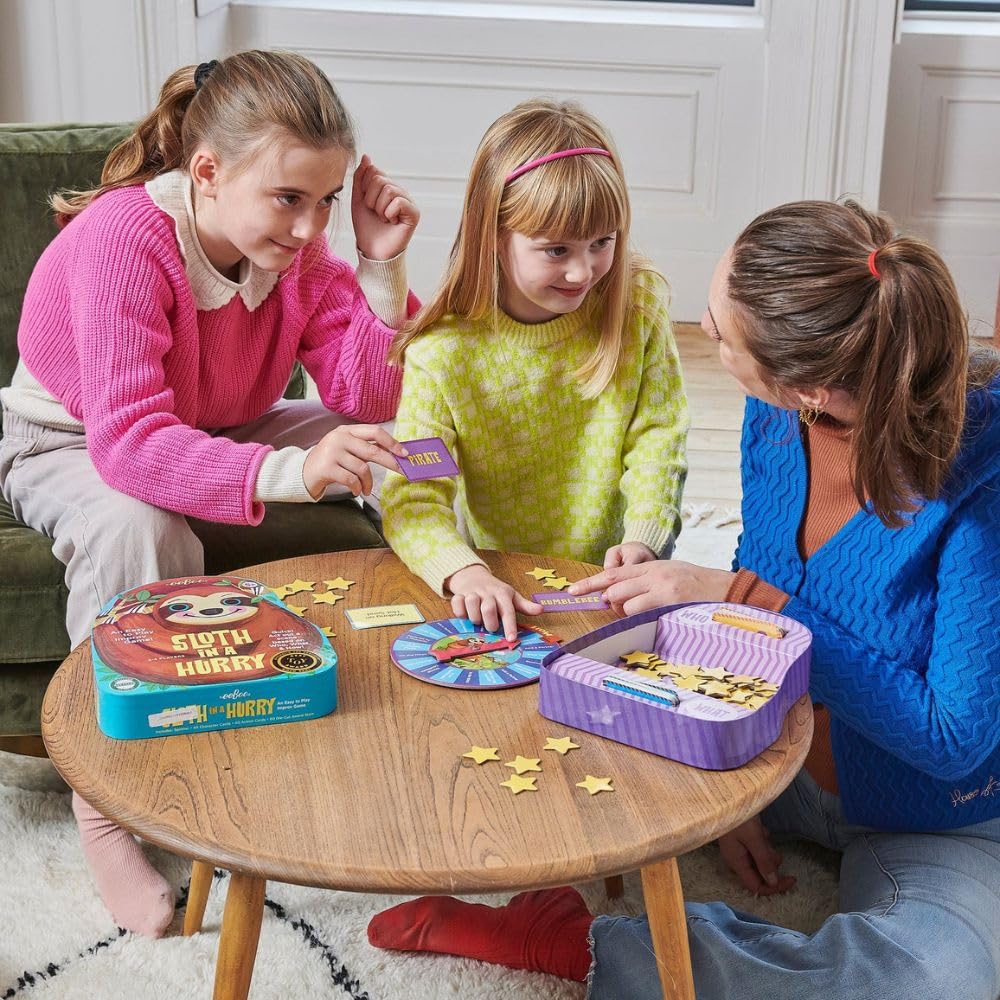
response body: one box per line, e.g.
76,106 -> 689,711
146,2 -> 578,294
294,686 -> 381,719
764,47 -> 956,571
382,99 -> 688,639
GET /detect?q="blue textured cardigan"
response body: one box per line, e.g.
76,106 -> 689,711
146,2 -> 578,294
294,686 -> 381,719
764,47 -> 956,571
736,381 -> 1000,831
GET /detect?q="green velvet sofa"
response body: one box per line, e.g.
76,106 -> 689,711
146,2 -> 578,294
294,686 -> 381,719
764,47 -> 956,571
0,122 -> 383,741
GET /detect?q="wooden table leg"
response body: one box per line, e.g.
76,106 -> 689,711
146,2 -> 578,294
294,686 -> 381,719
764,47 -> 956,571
212,873 -> 266,1000
604,875 -> 624,899
640,857 -> 695,1000
183,860 -> 215,935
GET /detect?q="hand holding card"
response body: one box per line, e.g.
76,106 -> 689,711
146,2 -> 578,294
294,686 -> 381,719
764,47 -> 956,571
305,424 -> 409,498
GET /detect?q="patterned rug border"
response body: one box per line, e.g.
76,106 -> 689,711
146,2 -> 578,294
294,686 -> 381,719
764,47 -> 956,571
1,872 -> 372,1000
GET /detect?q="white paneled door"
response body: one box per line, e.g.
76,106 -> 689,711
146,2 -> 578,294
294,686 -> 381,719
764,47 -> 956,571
881,20 -> 1000,336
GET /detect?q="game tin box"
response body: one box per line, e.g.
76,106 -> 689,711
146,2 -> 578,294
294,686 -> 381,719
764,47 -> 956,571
91,575 -> 337,740
538,602 -> 811,769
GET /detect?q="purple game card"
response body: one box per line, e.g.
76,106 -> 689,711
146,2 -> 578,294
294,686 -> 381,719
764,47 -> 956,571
533,593 -> 610,612
396,438 -> 460,481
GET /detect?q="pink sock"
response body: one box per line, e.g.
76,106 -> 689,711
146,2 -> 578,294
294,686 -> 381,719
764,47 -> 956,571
367,886 -> 593,981
72,792 -> 175,937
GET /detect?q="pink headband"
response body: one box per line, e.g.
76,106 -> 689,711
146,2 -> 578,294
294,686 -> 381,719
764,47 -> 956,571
505,147 -> 613,184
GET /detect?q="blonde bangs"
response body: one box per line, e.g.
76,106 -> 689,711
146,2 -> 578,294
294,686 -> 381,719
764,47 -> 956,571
500,154 -> 627,242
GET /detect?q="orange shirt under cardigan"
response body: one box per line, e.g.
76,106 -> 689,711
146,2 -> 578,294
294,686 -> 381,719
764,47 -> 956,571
726,416 -> 860,795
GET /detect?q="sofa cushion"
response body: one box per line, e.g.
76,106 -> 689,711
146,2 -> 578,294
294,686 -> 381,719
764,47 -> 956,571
0,491 -> 382,666
0,661 -> 61,738
193,497 -> 384,575
0,123 -> 133,390
0,494 -> 69,661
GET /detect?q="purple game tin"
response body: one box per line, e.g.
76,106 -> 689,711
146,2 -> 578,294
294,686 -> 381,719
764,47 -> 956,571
538,602 -> 811,769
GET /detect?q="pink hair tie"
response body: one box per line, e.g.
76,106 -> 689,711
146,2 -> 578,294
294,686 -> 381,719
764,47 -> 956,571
505,147 -> 613,184
867,248 -> 881,280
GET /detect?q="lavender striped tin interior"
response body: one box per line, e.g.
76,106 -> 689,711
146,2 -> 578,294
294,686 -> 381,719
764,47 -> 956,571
538,602 -> 811,770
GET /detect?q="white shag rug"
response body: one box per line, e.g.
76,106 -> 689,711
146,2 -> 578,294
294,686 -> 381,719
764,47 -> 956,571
0,510 -> 840,1000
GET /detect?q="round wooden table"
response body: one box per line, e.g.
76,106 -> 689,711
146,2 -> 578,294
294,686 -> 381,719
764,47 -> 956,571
42,549 -> 812,1000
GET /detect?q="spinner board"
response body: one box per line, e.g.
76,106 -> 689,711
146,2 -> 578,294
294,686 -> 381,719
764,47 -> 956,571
389,617 -> 559,689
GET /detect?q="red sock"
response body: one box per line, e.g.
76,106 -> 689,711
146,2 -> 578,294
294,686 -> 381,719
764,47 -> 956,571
367,886 -> 593,981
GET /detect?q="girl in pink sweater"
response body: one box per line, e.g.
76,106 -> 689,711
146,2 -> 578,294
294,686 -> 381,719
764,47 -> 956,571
0,50 -> 419,936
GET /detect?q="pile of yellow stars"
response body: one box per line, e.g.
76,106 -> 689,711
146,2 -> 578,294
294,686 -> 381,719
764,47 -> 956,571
618,650 -> 778,711
525,566 -> 571,591
462,737 -> 614,796
270,575 -> 357,639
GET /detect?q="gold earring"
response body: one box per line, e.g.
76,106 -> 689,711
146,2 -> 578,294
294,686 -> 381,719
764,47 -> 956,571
798,406 -> 822,426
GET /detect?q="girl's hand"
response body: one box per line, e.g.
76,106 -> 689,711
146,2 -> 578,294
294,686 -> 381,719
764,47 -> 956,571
351,154 -> 420,261
717,816 -> 796,896
567,560 -> 735,615
303,424 -> 408,499
446,565 -> 544,641
604,541 -> 657,569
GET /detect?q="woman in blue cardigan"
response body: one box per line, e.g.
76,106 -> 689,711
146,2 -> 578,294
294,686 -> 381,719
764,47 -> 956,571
368,200 -> 1000,1000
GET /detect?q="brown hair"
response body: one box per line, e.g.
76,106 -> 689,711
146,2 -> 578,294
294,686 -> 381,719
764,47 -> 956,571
389,98 -> 652,398
51,50 -> 356,226
728,199 -> 1000,527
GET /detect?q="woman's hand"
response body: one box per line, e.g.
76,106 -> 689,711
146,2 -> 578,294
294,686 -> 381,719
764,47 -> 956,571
446,565 -> 543,641
717,816 -> 796,896
351,155 -> 420,261
303,424 -> 408,499
567,560 -> 735,615
603,541 -> 657,569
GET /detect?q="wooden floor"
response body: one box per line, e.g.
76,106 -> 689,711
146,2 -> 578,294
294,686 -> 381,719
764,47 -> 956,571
674,323 -> 744,509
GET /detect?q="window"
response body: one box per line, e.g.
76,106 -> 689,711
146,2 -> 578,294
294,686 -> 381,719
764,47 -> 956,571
605,0 -> 754,5
904,0 -> 1000,12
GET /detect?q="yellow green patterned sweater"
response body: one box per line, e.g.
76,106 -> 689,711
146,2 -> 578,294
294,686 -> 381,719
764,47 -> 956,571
382,271 -> 688,595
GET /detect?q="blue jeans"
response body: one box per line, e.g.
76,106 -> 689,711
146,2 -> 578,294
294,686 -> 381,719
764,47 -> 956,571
588,770 -> 1000,1000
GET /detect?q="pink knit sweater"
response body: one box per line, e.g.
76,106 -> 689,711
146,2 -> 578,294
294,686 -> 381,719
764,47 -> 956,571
16,185 -> 412,525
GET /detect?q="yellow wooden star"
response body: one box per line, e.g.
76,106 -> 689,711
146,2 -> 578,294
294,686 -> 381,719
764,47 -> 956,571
635,667 -> 662,680
619,650 -> 657,668
576,775 -> 614,795
271,584 -> 296,600
673,675 -> 702,691
542,736 -> 580,755
526,566 -> 557,581
286,604 -> 308,617
700,680 -> 732,698
542,576 -> 570,590
313,591 -> 345,606
284,579 -> 316,595
500,774 -> 538,794
505,755 -> 542,774
667,664 -> 703,679
700,665 -> 730,681
324,577 -> 355,591
462,746 -> 501,764
319,626 -> 336,639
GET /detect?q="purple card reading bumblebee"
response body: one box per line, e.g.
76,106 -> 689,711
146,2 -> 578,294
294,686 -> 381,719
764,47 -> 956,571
396,438 -> 460,481
533,593 -> 611,612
